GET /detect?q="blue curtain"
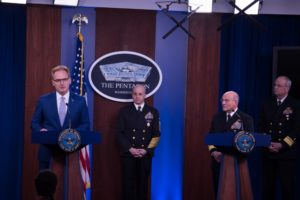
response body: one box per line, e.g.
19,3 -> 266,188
219,14 -> 300,200
0,4 -> 26,200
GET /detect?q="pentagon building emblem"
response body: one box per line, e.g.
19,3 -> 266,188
89,51 -> 162,102
100,62 -> 152,82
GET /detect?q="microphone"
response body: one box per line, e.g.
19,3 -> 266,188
233,110 -> 244,131
65,103 -> 72,129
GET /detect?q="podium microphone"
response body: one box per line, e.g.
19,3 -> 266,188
66,103 -> 72,129
58,103 -> 81,153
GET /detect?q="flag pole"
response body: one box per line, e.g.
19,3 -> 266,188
71,13 -> 91,200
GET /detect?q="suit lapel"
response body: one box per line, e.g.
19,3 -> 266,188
51,92 -> 61,128
225,111 -> 240,130
64,93 -> 77,128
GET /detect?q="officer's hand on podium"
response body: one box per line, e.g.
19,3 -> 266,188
211,151 -> 223,163
268,142 -> 282,153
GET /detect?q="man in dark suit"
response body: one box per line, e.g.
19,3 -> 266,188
259,76 -> 300,200
208,91 -> 254,194
31,65 -> 90,169
116,84 -> 161,200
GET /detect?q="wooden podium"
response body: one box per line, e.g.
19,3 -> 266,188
32,130 -> 101,200
205,132 -> 271,200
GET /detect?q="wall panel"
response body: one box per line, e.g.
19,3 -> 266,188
22,5 -> 61,200
183,13 -> 221,200
92,8 -> 156,200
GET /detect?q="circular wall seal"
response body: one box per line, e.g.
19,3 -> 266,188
58,129 -> 81,152
233,131 -> 256,153
88,51 -> 163,102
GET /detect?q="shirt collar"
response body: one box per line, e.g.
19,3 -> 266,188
134,103 -> 145,111
277,95 -> 287,103
56,91 -> 70,103
227,108 -> 238,117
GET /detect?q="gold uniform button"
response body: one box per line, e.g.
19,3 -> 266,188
269,130 -> 272,133
143,130 -> 146,133
279,138 -> 282,141
142,137 -> 145,140
270,122 -> 272,125
141,145 -> 144,147
279,123 -> 282,126
278,131 -> 282,134
133,129 -> 136,132
132,136 -> 135,140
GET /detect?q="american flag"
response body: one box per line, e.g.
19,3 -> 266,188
71,32 -> 91,200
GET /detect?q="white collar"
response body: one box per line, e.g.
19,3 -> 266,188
134,103 -> 145,111
227,108 -> 238,116
56,91 -> 70,103
277,95 -> 287,103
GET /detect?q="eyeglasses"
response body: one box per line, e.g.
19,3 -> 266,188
53,78 -> 69,83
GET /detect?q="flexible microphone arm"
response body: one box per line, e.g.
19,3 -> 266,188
66,103 -> 72,129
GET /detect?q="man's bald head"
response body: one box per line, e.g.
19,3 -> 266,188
221,91 -> 239,112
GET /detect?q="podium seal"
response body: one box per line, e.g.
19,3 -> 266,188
234,131 -> 255,153
58,129 -> 81,152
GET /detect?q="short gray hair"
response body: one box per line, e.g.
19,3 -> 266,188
276,76 -> 292,88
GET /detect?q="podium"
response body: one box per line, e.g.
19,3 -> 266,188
205,131 -> 271,200
32,130 -> 101,200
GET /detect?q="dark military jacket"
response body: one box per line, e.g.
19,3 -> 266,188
208,109 -> 254,153
259,96 -> 300,159
116,103 -> 160,157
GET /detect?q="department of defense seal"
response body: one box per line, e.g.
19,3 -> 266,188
58,129 -> 81,152
234,131 -> 255,153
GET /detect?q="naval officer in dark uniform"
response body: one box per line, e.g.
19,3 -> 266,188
208,91 -> 254,195
116,84 -> 161,200
259,76 -> 300,200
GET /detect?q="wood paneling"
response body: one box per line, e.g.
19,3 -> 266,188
92,8 -> 156,200
183,13 -> 221,200
22,5 -> 61,200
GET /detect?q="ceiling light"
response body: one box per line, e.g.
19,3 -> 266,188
189,0 -> 213,13
234,0 -> 259,15
54,0 -> 79,7
1,0 -> 26,4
